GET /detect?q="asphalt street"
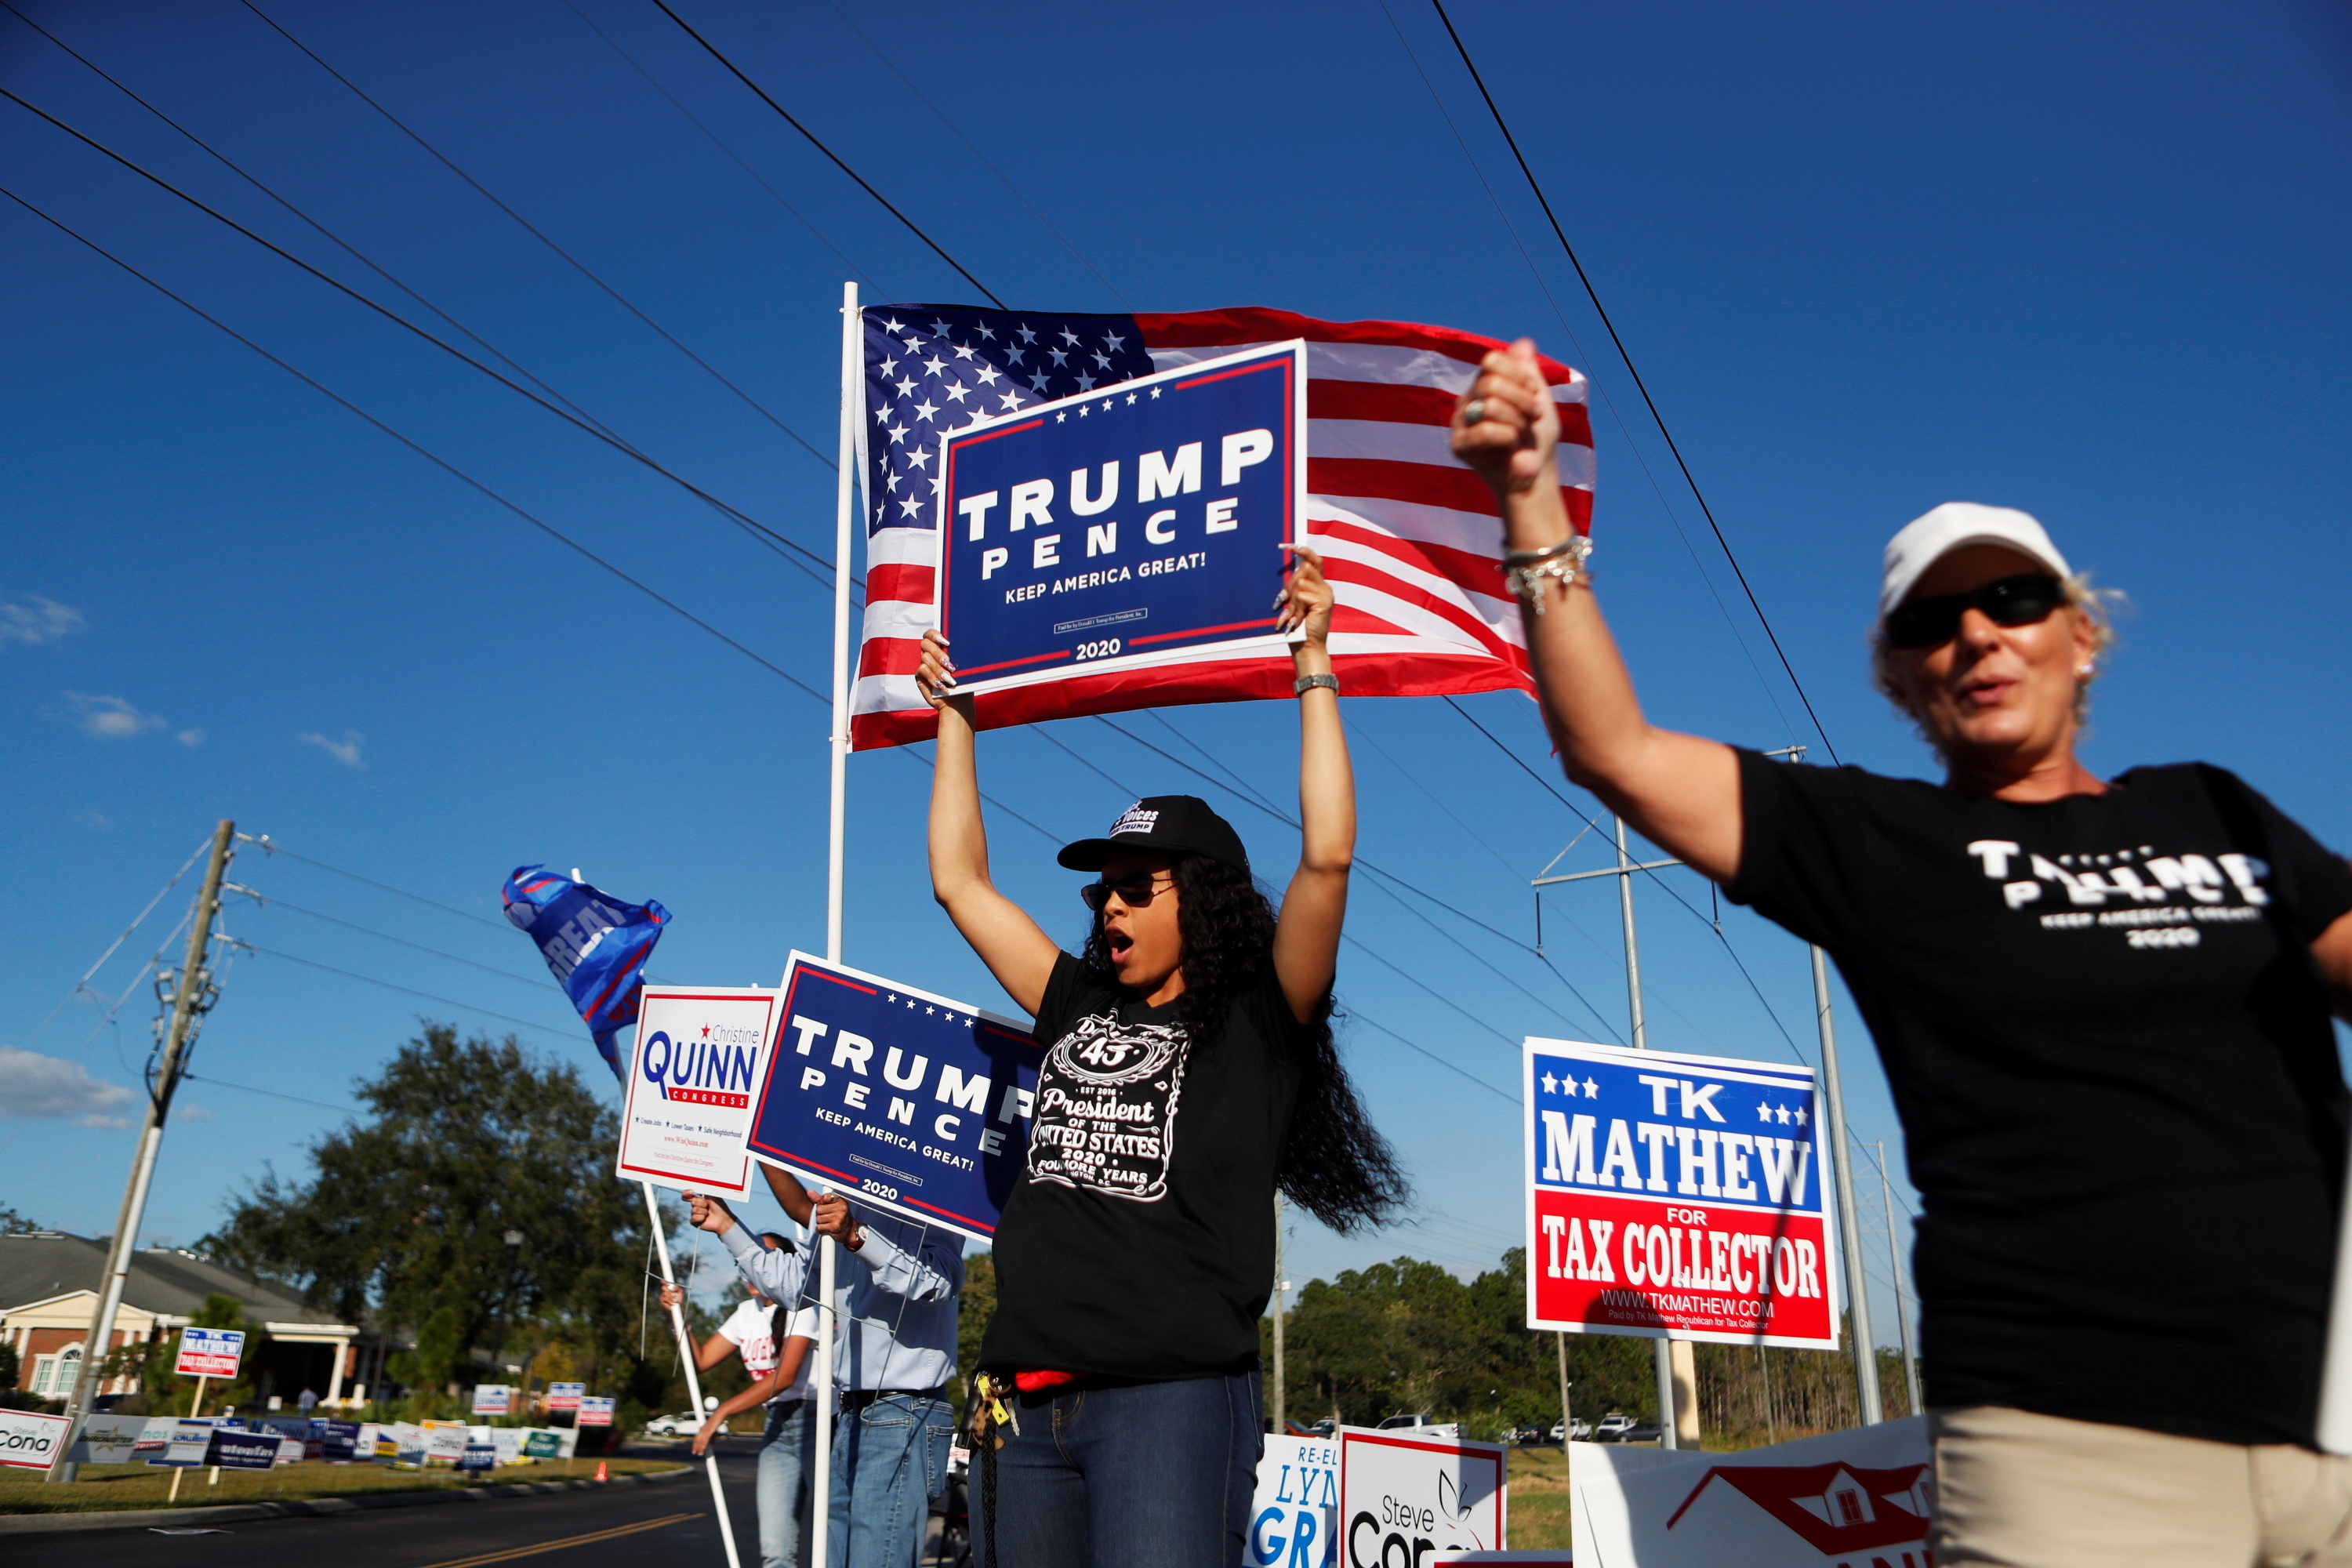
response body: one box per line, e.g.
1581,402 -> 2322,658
13,1443 -> 764,1568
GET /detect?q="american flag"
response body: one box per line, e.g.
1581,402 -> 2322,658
853,305 -> 1593,750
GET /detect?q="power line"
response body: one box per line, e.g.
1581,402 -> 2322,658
0,181 -> 829,706
1425,0 -> 1840,765
647,0 -> 1005,306
231,941 -> 582,1042
181,1071 -> 361,1117
0,80 -> 837,590
229,887 -> 558,991
559,0 -> 891,297
815,0 -> 1127,309
1443,697 -> 1809,1062
238,0 -> 835,466
1370,0 -> 1803,751
19,835 -> 209,1049
234,837 -> 515,934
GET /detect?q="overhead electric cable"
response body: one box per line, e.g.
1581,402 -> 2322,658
558,0 -> 890,296
181,1071 -> 361,1117
1345,1014 -> 1515,1102
0,83 -> 837,589
1443,696 -> 1808,1060
646,0 -> 1006,306
1,0 -> 633,452
238,0 -> 836,465
234,942 -> 583,1041
235,836 -> 516,934
1373,0 -> 1802,750
815,0 -> 1127,309
19,835 -> 209,1048
0,182 -> 827,704
1426,0 -> 1841,764
229,888 -> 558,990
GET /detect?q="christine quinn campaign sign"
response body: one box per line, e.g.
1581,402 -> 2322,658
1524,1038 -> 1840,1350
934,342 -> 1305,697
747,953 -> 1043,1244
615,985 -> 778,1199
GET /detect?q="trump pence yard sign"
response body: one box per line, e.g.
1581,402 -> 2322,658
1525,1038 -> 1841,1349
934,341 -> 1307,696
746,953 -> 1043,1243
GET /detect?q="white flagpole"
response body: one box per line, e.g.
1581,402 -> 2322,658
2317,1159 -> 2352,1452
811,276 -> 861,1568
641,1181 -> 742,1568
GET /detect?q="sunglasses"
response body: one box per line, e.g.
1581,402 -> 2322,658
1080,874 -> 1175,912
1883,572 -> 2065,650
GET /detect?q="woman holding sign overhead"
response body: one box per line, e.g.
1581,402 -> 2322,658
1451,338 -> 2352,1567
916,543 -> 1404,1568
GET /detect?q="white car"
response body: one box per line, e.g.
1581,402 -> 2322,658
1593,1414 -> 1637,1442
1551,1417 -> 1592,1442
643,1411 -> 700,1438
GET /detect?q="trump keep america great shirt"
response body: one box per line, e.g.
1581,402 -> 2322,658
1727,751 -> 2352,1446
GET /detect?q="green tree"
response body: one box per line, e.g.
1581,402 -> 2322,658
105,1291 -> 264,1415
0,1203 -> 39,1236
201,1025 -> 674,1402
958,1252 -> 996,1382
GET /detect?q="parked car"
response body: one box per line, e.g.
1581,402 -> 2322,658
1547,1417 -> 1593,1443
1376,1413 -> 1435,1430
642,1411 -> 700,1438
1593,1414 -> 1637,1443
1509,1423 -> 1548,1446
1310,1420 -> 1335,1439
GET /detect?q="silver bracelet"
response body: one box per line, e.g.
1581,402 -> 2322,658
1502,535 -> 1593,615
1294,673 -> 1340,697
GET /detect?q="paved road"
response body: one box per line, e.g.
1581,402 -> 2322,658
15,1443 -> 762,1568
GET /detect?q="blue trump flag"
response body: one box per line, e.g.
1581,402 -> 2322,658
502,866 -> 669,1080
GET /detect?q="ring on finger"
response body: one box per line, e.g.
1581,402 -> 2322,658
1463,397 -> 1487,425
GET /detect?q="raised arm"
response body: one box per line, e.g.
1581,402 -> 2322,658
1269,546 -> 1353,1023
1452,340 -> 1743,884
916,636 -> 1061,1016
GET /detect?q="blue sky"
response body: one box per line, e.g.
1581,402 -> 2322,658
4,1 -> 2347,1345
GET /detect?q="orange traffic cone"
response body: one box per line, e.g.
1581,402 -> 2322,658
593,1460 -> 608,1483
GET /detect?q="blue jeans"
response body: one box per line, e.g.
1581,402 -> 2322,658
757,1399 -> 817,1568
828,1392 -> 956,1568
975,1368 -> 1264,1568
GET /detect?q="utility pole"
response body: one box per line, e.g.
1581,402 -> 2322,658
1814,945 -> 1882,1425
1271,1192 -> 1287,1431
49,818 -> 234,1483
1556,1333 -> 1573,1447
1530,816 -> 1693,1448
1878,1141 -> 1923,1417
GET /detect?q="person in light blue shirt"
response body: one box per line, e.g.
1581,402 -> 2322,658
691,1168 -> 961,1568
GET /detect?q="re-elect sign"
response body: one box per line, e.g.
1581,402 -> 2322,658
174,1325 -> 246,1378
1525,1038 -> 1840,1350
935,341 -> 1306,696
576,1397 -> 615,1428
746,952 -> 1043,1243
617,985 -> 779,1198
545,1381 -> 584,1412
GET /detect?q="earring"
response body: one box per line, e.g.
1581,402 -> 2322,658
2076,665 -> 2094,679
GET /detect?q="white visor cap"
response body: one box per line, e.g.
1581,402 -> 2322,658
1879,503 -> 2072,621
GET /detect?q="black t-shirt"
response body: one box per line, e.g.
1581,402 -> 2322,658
1727,752 -> 2352,1446
979,952 -> 1306,1381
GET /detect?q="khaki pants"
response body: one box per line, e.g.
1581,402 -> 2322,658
1932,1406 -> 2352,1567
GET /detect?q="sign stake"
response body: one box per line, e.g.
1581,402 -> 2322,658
641,1181 -> 742,1568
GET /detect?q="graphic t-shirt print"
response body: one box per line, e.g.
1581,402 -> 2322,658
1027,1012 -> 1189,1203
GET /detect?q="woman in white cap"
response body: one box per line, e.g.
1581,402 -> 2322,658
915,546 -> 1405,1567
1454,338 -> 2352,1566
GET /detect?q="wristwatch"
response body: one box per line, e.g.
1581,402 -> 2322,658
1294,673 -> 1340,696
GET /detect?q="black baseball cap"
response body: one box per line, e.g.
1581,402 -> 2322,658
1056,795 -> 1251,875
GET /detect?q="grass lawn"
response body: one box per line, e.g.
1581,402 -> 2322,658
1508,1445 -> 1570,1549
0,1457 -> 687,1515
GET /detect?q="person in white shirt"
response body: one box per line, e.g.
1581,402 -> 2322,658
664,1232 -> 820,1568
691,1169 -> 963,1568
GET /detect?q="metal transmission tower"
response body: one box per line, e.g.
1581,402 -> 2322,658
48,819 -> 235,1483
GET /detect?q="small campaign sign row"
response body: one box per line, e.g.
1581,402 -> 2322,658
1525,1036 -> 1841,1350
614,953 -> 1044,1243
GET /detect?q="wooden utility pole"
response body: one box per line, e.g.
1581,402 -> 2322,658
49,819 -> 235,1483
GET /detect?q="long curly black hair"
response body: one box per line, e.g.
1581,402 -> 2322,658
1080,852 -> 1407,1233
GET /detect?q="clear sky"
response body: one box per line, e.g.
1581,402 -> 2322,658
5,0 -> 2347,1343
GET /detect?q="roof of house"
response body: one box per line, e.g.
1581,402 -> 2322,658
0,1232 -> 355,1332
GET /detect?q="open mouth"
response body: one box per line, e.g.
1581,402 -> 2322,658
1105,928 -> 1134,961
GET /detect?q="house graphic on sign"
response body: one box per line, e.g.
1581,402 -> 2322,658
1665,1460 -> 1934,1555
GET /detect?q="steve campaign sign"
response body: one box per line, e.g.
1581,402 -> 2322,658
747,953 -> 1043,1243
1525,1038 -> 1840,1350
934,341 -> 1306,696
